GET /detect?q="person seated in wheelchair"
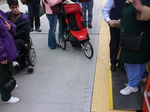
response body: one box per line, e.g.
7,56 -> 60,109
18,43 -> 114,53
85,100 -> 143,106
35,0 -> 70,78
6,0 -> 35,73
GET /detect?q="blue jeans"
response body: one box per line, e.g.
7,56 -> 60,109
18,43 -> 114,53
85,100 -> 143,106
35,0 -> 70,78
46,14 -> 58,49
28,3 -> 41,29
125,63 -> 147,87
81,0 -> 93,26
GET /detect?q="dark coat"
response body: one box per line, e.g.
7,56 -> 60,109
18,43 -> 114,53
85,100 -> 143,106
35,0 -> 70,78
0,10 -> 18,62
110,0 -> 126,20
6,11 -> 30,41
120,0 -> 150,64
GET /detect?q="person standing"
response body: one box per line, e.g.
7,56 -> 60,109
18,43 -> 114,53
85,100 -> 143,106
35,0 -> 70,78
119,0 -> 150,95
81,0 -> 93,28
0,9 -> 20,103
27,0 -> 42,32
42,0 -> 62,49
102,0 -> 126,72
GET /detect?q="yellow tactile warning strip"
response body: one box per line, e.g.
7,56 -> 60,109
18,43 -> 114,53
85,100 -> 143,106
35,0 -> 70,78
90,0 -> 136,111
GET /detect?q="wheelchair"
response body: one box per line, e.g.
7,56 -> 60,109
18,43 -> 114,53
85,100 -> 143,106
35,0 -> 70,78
14,37 -> 36,73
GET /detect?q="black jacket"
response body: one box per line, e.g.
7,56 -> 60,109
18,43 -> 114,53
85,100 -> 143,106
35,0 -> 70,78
6,11 -> 30,41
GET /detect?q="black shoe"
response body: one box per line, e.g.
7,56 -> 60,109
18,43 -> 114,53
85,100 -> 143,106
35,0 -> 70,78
110,64 -> 116,72
30,28 -> 34,32
35,28 -> 42,32
88,24 -> 92,28
118,63 -> 126,73
56,44 -> 61,48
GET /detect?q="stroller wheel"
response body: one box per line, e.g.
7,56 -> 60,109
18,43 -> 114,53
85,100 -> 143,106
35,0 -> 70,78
27,66 -> 34,73
83,41 -> 94,59
59,34 -> 66,50
29,48 -> 36,66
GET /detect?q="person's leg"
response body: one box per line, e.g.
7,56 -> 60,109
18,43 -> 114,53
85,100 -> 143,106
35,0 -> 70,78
0,63 -> 12,101
15,39 -> 24,52
118,61 -> 126,73
14,39 -> 25,66
34,3 -> 41,31
87,0 -> 93,27
120,63 -> 146,95
28,3 -> 34,30
126,63 -> 147,87
46,14 -> 58,49
81,2 -> 87,27
109,27 -> 120,71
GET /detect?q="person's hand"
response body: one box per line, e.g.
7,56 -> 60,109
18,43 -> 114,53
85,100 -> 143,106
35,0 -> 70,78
132,0 -> 143,12
1,59 -> 8,64
107,20 -> 117,27
5,22 -> 11,31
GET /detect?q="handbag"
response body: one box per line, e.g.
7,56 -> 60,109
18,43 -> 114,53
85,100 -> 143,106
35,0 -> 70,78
2,77 -> 16,94
44,0 -> 60,14
21,0 -> 28,5
51,4 -> 60,14
119,32 -> 142,51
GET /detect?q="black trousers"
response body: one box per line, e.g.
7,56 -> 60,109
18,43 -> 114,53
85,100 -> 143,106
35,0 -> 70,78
0,62 -> 13,101
28,3 -> 41,29
15,39 -> 24,51
109,27 -> 120,65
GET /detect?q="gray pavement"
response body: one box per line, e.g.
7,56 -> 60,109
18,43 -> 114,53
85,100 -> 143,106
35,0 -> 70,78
0,0 -> 101,112
0,0 -> 6,5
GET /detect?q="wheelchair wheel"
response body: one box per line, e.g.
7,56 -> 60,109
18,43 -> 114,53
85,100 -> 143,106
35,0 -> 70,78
29,48 -> 36,66
59,34 -> 66,50
27,66 -> 34,73
83,41 -> 94,59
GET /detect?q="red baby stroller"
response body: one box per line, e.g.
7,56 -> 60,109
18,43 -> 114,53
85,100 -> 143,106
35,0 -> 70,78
59,3 -> 94,59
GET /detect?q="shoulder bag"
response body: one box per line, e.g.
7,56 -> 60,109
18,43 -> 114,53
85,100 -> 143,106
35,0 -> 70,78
51,4 -> 60,14
44,0 -> 60,14
119,32 -> 143,51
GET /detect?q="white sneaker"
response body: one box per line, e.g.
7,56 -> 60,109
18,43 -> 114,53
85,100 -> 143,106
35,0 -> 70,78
3,96 -> 20,104
14,85 -> 18,90
13,61 -> 19,67
120,85 -> 138,95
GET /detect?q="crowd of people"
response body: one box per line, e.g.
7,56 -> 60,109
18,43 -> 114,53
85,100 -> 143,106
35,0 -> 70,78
0,0 -> 93,104
102,0 -> 150,96
0,0 -> 150,106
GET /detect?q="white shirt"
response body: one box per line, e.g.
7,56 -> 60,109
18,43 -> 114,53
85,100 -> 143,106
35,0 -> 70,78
102,0 -> 115,22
